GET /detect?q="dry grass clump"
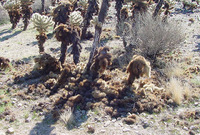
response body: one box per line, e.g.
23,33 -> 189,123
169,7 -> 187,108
60,107 -> 76,128
164,63 -> 184,78
124,12 -> 184,60
166,77 -> 191,105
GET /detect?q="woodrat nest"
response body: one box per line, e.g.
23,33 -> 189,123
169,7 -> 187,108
55,23 -> 82,65
90,46 -> 112,78
34,53 -> 62,75
0,57 -> 11,71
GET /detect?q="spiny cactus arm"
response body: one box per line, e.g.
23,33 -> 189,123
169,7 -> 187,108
4,0 -> 20,10
90,16 -> 102,28
31,13 -> 54,33
69,11 -> 83,27
78,0 -> 88,9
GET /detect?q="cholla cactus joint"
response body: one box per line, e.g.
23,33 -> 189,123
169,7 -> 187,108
69,11 -> 83,27
90,16 -> 102,28
31,13 -> 54,34
31,13 -> 54,53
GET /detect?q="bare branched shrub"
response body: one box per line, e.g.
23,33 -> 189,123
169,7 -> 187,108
124,12 -> 184,60
0,5 -> 9,25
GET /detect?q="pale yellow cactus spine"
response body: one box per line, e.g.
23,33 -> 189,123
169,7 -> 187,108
69,11 -> 83,27
31,13 -> 54,34
4,0 -> 20,10
90,16 -> 102,28
78,0 -> 88,10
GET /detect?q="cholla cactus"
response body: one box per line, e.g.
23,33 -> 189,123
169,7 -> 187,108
69,11 -> 83,28
31,13 -> 54,34
90,16 -> 102,28
4,0 -> 21,29
78,0 -> 88,9
20,0 -> 34,30
183,0 -> 198,10
77,0 -> 88,17
31,13 -> 54,53
20,0 -> 34,5
4,0 -> 20,10
52,2 -> 73,28
132,0 -> 150,16
68,0 -> 77,5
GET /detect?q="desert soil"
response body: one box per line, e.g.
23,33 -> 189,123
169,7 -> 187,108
0,1 -> 200,135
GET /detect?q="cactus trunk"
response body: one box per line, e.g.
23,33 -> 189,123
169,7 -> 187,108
41,0 -> 45,13
22,6 -> 33,31
60,42 -> 68,65
86,0 -> 110,71
8,10 -> 21,29
36,33 -> 47,53
81,0 -> 98,40
115,0 -> 123,22
153,0 -> 164,17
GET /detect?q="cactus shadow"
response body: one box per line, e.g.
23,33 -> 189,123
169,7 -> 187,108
193,43 -> 200,52
0,29 -> 12,37
0,30 -> 22,42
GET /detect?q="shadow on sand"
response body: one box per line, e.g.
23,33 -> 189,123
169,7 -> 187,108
0,30 -> 22,42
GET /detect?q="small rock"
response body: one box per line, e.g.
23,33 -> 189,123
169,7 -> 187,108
142,122 -> 150,129
123,128 -> 131,132
11,101 -> 15,105
190,125 -> 198,130
25,117 -> 31,123
119,123 -> 123,127
194,102 -> 199,106
0,130 -> 6,135
183,126 -> 189,131
18,103 -> 22,107
104,121 -> 110,127
12,85 -> 18,89
11,98 -> 17,101
112,118 -> 116,122
189,130 -> 195,135
94,117 -> 100,122
87,125 -> 95,133
7,128 -> 14,134
100,130 -> 106,133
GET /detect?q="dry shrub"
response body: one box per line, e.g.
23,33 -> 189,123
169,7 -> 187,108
124,12 -> 184,60
0,5 -> 9,25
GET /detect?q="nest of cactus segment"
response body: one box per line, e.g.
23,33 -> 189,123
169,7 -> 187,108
55,22 -> 82,65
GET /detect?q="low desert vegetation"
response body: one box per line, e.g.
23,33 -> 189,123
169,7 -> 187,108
122,12 -> 184,61
166,77 -> 192,105
0,0 -> 199,134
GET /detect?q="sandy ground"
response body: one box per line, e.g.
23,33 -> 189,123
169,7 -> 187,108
0,1 -> 200,135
